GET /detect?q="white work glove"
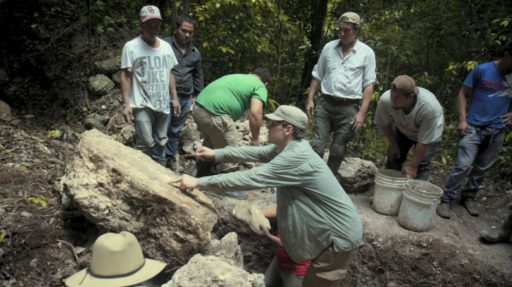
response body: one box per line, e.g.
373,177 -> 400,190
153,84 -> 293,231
232,202 -> 271,235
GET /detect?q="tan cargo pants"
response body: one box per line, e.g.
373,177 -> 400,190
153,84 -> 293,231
192,105 -> 239,174
302,245 -> 356,287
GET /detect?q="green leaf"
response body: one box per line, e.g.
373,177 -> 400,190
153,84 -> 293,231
28,196 -> 48,208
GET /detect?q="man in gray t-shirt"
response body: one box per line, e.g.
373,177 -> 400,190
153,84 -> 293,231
374,75 -> 444,180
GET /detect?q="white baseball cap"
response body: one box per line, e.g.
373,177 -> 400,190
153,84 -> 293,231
140,5 -> 162,22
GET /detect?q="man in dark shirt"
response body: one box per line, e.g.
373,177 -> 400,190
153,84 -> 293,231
163,15 -> 204,170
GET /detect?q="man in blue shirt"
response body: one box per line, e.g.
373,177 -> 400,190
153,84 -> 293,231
437,41 -> 512,219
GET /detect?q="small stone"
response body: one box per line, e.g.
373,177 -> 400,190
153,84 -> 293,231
30,258 -> 39,267
21,211 -> 33,217
74,247 -> 86,254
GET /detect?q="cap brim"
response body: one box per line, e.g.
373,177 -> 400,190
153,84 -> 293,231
264,113 -> 283,122
141,16 -> 162,22
64,259 -> 166,287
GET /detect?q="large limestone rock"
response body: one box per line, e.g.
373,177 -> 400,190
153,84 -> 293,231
84,113 -> 110,130
205,232 -> 244,268
338,157 -> 378,193
61,129 -> 217,263
164,254 -> 265,287
236,120 -> 269,145
180,117 -> 201,154
87,74 -> 115,96
111,70 -> 122,86
94,56 -> 120,75
0,100 -> 12,121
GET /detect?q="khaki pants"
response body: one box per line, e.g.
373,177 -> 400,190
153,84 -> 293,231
192,105 -> 239,175
302,246 -> 356,287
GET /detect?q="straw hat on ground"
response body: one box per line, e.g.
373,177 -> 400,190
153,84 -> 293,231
64,231 -> 166,287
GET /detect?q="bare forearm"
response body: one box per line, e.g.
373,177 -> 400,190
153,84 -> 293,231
410,143 -> 429,168
359,84 -> 374,114
261,207 -> 277,218
120,70 -> 132,106
249,112 -> 263,141
169,74 -> 178,101
457,87 -> 469,121
307,79 -> 320,102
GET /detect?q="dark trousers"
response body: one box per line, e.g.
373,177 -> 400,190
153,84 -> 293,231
385,128 -> 440,181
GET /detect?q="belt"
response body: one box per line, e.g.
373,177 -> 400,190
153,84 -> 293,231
322,94 -> 360,103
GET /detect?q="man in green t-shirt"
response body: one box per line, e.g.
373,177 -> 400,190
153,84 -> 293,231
193,68 -> 270,177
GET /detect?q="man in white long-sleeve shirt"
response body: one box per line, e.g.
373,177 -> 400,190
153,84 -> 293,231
306,11 -> 376,175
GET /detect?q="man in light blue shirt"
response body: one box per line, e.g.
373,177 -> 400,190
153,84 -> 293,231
173,105 -> 363,287
306,11 -> 376,175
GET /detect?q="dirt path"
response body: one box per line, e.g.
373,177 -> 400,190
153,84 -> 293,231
214,189 -> 512,286
1,118 -> 511,286
353,195 -> 512,275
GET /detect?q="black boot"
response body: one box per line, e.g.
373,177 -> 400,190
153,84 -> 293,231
480,212 -> 512,243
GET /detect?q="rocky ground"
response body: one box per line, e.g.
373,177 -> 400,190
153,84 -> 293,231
1,109 -> 511,286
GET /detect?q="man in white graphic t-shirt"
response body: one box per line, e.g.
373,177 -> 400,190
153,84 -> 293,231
120,5 -> 179,164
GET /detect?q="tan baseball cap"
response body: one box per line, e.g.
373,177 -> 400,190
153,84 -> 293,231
338,12 -> 361,25
265,105 -> 308,130
140,5 -> 162,22
391,75 -> 420,95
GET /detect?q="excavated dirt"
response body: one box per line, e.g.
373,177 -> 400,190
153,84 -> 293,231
1,117 -> 511,286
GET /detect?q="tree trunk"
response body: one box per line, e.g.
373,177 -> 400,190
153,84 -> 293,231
298,0 -> 328,106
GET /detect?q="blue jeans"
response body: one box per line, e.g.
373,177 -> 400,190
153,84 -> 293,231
441,125 -> 506,203
133,107 -> 169,164
165,95 -> 193,158
385,128 -> 440,181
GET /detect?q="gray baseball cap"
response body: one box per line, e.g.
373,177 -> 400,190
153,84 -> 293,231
265,105 -> 308,130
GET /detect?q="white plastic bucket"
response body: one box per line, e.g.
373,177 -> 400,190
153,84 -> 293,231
398,180 -> 443,232
372,169 -> 406,215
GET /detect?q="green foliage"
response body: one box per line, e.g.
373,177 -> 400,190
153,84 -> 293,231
189,0 -> 310,104
27,196 -> 48,208
1,0 -> 511,176
266,99 -> 280,112
340,0 -> 512,177
347,109 -> 388,165
0,230 -> 6,243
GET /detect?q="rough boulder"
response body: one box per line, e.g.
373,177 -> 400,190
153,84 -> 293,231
164,254 -> 264,287
61,129 -> 217,264
337,157 -> 378,193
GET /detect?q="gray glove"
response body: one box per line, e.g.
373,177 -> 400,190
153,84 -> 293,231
232,202 -> 271,235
